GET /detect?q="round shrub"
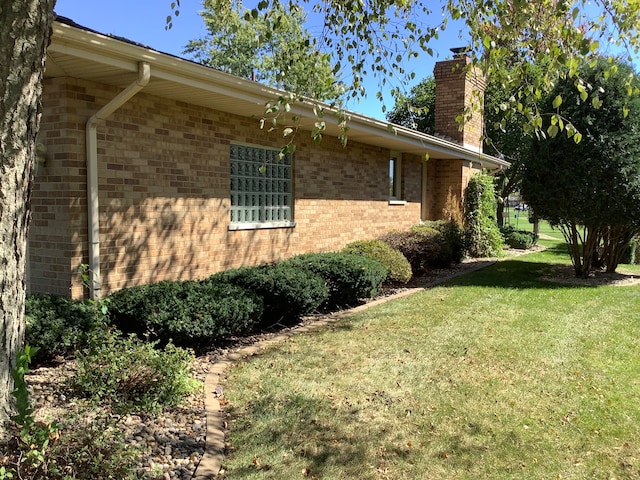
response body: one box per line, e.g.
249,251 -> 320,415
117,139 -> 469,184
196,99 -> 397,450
281,252 -> 387,308
107,280 -> 263,347
500,225 -> 539,250
208,263 -> 329,326
379,228 -> 443,274
342,239 -> 411,284
25,294 -> 105,362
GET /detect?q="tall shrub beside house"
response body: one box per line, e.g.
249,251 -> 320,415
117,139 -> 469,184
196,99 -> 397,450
464,172 -> 504,257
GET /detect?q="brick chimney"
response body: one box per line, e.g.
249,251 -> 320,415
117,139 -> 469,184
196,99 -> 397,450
433,48 -> 486,151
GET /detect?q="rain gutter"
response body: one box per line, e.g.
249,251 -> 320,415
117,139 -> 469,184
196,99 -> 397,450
85,61 -> 150,299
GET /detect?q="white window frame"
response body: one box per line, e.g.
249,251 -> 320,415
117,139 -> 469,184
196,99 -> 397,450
389,151 -> 406,205
229,143 -> 295,230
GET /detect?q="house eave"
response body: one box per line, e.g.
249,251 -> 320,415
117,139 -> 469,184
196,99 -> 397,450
46,18 -> 509,170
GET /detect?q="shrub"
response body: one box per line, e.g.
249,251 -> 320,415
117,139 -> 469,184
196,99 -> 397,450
621,235 -> 640,264
380,228 -> 443,274
7,347 -> 146,480
463,173 -> 504,257
7,411 -> 143,480
107,280 -> 263,347
208,263 -> 329,326
24,294 -> 105,362
343,240 -> 412,284
47,412 -> 143,479
70,329 -> 198,414
500,225 -> 539,250
414,220 -> 465,264
281,252 -> 387,308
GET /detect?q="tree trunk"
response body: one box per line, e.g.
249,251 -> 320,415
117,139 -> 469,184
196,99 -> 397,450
0,0 -> 55,436
496,198 -> 505,228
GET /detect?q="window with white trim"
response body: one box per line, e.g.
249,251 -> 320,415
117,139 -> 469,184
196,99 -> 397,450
230,143 -> 293,228
389,152 -> 405,204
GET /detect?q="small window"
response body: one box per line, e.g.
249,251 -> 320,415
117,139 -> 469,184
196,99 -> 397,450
389,152 -> 404,203
230,144 -> 294,229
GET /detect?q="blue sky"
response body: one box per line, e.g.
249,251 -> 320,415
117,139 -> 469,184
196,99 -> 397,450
54,0 -> 468,120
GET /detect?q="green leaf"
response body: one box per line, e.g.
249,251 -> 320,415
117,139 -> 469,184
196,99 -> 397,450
552,95 -> 563,109
547,124 -> 559,138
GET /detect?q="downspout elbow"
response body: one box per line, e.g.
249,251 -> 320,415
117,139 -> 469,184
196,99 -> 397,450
86,61 -> 150,299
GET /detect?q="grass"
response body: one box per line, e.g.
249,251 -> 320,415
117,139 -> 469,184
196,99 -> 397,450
220,240 -> 640,479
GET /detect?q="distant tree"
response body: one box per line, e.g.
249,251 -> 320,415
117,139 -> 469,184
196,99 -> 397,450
386,77 -> 436,134
184,0 -> 340,100
522,57 -> 640,277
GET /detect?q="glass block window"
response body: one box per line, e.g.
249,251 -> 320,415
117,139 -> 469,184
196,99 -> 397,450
230,144 -> 293,225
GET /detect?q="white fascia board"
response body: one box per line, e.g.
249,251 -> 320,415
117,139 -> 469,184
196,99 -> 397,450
51,20 -> 510,170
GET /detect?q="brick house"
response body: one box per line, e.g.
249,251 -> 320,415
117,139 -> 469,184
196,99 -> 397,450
27,17 -> 508,299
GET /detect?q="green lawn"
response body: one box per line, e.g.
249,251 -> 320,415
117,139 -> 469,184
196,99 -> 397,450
220,240 -> 640,479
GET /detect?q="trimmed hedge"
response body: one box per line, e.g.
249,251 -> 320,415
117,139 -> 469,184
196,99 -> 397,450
500,225 -> 539,250
25,294 -> 105,362
207,262 -> 329,326
107,280 -> 263,348
343,239 -> 412,284
281,252 -> 387,308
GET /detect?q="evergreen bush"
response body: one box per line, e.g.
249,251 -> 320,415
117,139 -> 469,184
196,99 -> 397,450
107,280 -> 263,347
208,263 -> 329,326
281,252 -> 387,308
414,219 -> 465,264
463,173 -> 504,257
500,225 -> 539,249
24,294 -> 105,362
342,239 -> 411,284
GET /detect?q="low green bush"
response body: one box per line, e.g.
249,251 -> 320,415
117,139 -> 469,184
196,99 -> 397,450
281,252 -> 387,308
24,294 -> 105,362
70,329 -> 198,414
107,280 -> 263,347
380,228 -> 443,274
500,225 -> 539,250
8,346 -> 143,479
208,263 -> 329,326
342,239 -> 411,284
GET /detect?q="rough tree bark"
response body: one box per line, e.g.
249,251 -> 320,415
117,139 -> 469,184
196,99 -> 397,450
0,0 -> 56,435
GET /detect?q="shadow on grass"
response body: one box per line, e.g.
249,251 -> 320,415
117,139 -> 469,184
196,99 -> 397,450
225,393 -> 374,478
442,256 -> 597,292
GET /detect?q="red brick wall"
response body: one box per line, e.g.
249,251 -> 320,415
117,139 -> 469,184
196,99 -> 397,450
31,77 -> 425,298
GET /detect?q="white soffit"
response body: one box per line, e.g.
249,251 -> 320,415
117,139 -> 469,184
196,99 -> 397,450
46,19 -> 509,168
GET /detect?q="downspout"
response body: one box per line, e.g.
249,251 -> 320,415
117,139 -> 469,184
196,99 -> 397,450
85,61 -> 151,299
